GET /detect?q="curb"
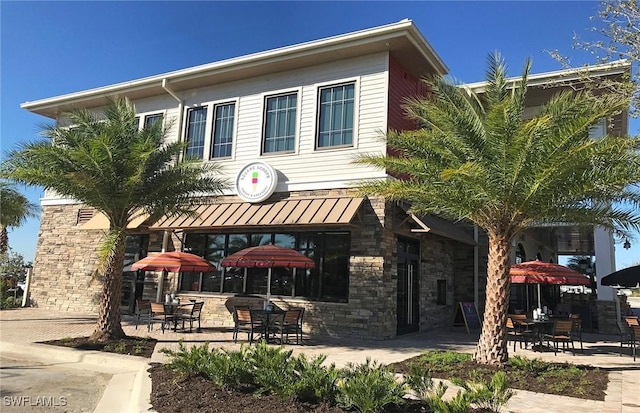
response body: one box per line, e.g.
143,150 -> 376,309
0,341 -> 154,413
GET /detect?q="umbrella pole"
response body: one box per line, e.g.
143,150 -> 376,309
537,284 -> 542,310
266,268 -> 272,306
526,284 -> 529,312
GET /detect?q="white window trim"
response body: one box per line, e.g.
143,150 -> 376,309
208,98 -> 240,162
181,104 -> 210,161
259,87 -> 302,157
313,77 -> 360,152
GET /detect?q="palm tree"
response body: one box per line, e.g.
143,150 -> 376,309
1,97 -> 227,341
356,53 -> 640,365
0,182 -> 39,255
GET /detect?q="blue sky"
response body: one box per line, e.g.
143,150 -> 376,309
1,1 -> 638,269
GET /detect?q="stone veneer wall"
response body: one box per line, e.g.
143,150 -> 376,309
163,191 -> 397,340
32,204 -> 105,312
33,190 -> 478,340
596,300 -> 618,334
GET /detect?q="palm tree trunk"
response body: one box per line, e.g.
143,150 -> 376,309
0,226 -> 8,255
90,231 -> 126,342
474,232 -> 512,365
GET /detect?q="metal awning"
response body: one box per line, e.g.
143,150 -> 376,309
81,211 -> 149,230
150,197 -> 364,230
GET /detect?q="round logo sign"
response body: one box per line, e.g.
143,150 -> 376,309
235,161 -> 278,203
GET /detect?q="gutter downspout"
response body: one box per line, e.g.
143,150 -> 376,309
161,78 -> 184,145
156,79 -> 183,303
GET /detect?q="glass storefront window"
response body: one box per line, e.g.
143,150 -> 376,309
180,231 -> 350,302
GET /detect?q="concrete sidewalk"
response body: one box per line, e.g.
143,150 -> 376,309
1,307 -> 639,412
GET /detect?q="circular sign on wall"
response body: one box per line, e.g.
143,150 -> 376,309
235,161 -> 278,203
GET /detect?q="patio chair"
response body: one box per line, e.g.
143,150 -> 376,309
630,324 -> 640,362
272,307 -> 304,344
569,315 -> 584,352
625,316 -> 640,327
617,320 -> 634,356
135,299 -> 151,330
506,317 -> 532,352
149,302 -> 176,333
542,319 -> 575,355
177,301 -> 204,333
232,307 -> 264,343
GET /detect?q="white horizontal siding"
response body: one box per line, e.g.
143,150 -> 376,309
44,53 -> 391,203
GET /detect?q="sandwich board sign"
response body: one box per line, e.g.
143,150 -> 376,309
453,301 -> 481,333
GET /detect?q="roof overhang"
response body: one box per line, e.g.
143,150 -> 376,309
22,19 -> 448,119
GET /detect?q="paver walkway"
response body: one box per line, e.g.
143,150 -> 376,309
1,307 -> 639,412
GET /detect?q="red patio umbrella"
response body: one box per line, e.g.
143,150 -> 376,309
510,260 -> 591,311
131,251 -> 216,273
220,243 -> 315,304
510,260 -> 590,286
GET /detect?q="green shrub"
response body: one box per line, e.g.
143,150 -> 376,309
3,296 -> 16,309
403,363 -> 434,401
161,341 -> 215,378
291,353 -> 339,403
249,341 -> 297,397
336,358 -> 405,413
452,371 -> 513,413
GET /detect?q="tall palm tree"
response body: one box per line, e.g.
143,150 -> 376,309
0,182 -> 39,255
1,97 -> 227,342
356,53 -> 640,365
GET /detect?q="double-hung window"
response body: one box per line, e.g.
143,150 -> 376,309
317,82 -> 355,148
263,92 -> 297,154
144,113 -> 163,128
185,107 -> 207,159
210,103 -> 235,159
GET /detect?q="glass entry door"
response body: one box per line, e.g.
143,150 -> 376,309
397,238 -> 420,335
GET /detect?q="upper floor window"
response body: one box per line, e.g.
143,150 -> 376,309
185,107 -> 207,159
317,82 -> 355,148
263,93 -> 297,153
211,103 -> 235,159
144,113 -> 163,128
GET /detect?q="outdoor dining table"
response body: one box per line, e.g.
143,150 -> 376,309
250,308 -> 285,343
525,318 -> 555,349
164,301 -> 195,332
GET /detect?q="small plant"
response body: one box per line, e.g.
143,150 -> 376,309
291,353 -> 339,403
508,356 -> 547,374
452,371 -> 514,413
162,341 -> 215,378
336,358 -> 405,413
403,363 -> 434,400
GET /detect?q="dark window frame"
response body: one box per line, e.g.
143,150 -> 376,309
436,279 -> 447,305
262,92 -> 297,154
180,231 -> 350,302
184,106 -> 208,159
210,102 -> 235,159
316,82 -> 356,149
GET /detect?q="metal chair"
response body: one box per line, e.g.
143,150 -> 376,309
149,302 -> 176,333
177,301 -> 204,333
135,299 -> 151,330
542,319 -> 575,355
617,320 -> 634,356
569,315 -> 584,352
506,317 -> 532,352
630,324 -> 640,362
273,307 -> 304,344
232,307 -> 264,343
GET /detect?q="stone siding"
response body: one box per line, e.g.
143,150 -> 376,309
31,204 -> 105,312
31,191 -> 481,340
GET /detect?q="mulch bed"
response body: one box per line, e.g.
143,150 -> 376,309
390,355 -> 608,401
39,336 -> 157,358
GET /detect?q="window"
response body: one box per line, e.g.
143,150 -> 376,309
436,280 -> 447,305
185,107 -> 207,158
210,103 -> 235,159
317,82 -> 355,148
181,231 -> 350,302
144,113 -> 163,128
263,93 -> 297,153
